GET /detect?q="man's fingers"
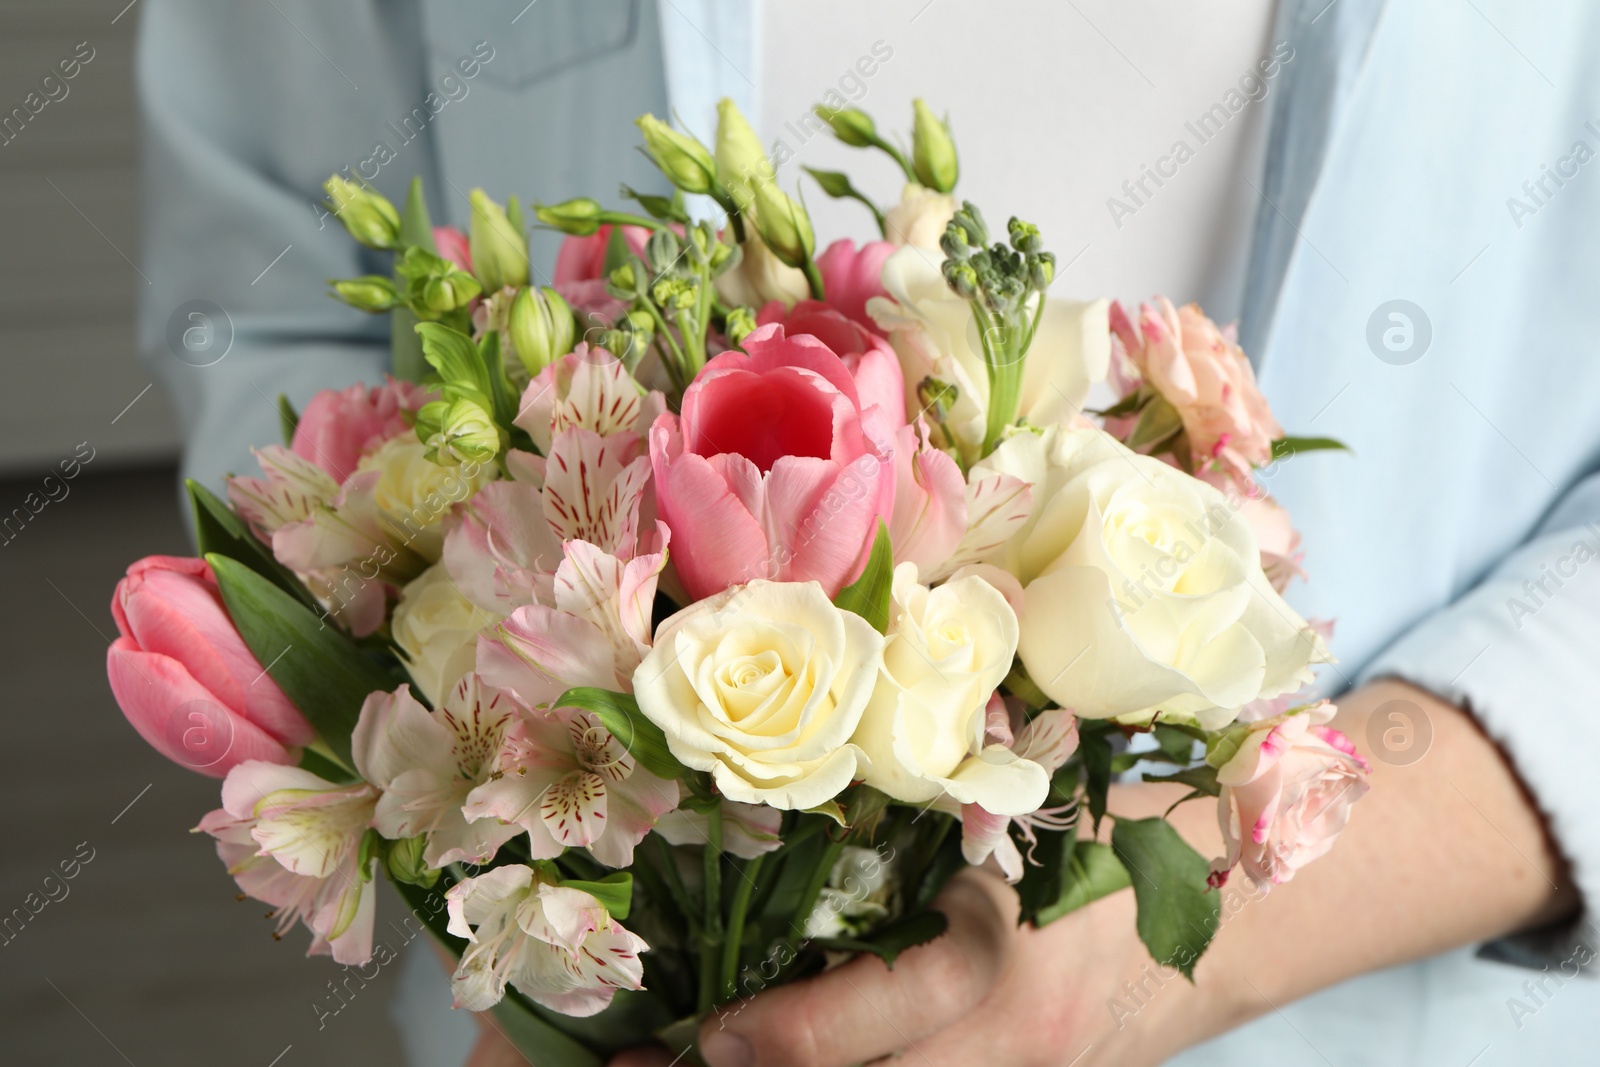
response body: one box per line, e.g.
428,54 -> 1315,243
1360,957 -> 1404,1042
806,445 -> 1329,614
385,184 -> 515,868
700,868 -> 1020,1067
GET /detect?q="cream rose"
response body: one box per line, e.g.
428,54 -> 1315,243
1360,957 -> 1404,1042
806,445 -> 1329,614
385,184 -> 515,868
988,425 -> 1326,729
852,564 -> 1045,815
358,438 -> 494,561
631,581 -> 884,809
867,248 -> 1110,464
392,564 -> 500,706
883,183 -> 956,250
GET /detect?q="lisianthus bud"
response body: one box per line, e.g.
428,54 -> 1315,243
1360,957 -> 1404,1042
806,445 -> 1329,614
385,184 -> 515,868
324,175 -> 401,249
636,115 -> 717,195
421,396 -> 500,466
508,286 -> 575,375
331,275 -> 400,312
468,189 -> 529,292
385,834 -> 440,888
749,180 -> 815,269
815,105 -> 878,147
535,198 -> 604,236
714,97 -> 774,211
910,99 -> 959,193
724,305 -> 757,346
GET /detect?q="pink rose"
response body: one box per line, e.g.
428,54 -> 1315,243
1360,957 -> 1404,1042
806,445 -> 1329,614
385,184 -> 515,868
649,323 -> 894,599
553,224 -> 652,329
107,556 -> 314,777
434,225 -> 473,273
1110,298 -> 1283,485
291,378 -> 430,482
1210,702 -> 1370,889
816,238 -> 894,331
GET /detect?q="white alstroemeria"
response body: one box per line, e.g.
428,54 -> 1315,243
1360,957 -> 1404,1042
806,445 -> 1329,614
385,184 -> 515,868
445,864 -> 648,1015
196,760 -> 379,965
352,676 -> 522,867
463,705 -> 679,868
802,846 -> 896,939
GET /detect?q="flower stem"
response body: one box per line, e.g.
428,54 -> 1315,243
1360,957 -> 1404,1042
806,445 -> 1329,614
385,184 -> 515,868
801,257 -> 826,301
697,803 -> 725,1013
719,853 -> 766,1003
650,834 -> 699,938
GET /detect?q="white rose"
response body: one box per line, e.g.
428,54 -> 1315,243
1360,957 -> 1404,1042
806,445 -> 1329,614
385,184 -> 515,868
867,248 -> 1110,463
852,564 -> 1045,815
631,581 -> 885,810
991,425 -> 1326,730
883,183 -> 956,250
392,564 -> 500,706
358,437 -> 494,561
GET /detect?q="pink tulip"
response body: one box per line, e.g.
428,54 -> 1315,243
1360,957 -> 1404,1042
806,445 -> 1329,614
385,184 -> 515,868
290,378 -> 430,482
648,323 -> 894,599
433,225 -> 473,273
816,238 -> 895,330
1210,703 -> 1370,889
107,556 -> 314,777
755,299 -> 907,444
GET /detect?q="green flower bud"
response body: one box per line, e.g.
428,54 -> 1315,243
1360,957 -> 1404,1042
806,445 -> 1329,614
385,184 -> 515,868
910,99 -> 959,193
950,201 -> 988,248
725,306 -> 757,347
714,97 -> 774,211
645,228 -> 683,275
323,175 -> 401,250
943,259 -> 979,300
509,285 -> 576,375
607,261 -> 641,300
1029,251 -> 1056,292
636,114 -> 717,195
413,268 -> 482,316
749,180 -> 815,269
917,376 -> 959,423
535,198 -> 604,236
814,106 -> 878,148
330,275 -> 400,312
384,835 -> 440,888
468,189 -> 529,292
1008,217 -> 1042,254
651,275 -> 698,311
424,396 -> 501,466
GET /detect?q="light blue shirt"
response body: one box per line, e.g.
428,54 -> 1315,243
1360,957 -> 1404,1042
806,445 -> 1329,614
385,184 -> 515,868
137,2 -> 1600,1063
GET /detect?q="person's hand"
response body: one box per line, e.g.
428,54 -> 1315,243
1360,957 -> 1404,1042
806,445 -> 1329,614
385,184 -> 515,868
609,866 -> 1165,1067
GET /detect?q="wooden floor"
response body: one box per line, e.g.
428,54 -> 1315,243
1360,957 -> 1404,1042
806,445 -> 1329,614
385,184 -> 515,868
0,465 -> 405,1065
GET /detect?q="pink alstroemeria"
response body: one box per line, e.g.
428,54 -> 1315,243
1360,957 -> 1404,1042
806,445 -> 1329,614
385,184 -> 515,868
655,800 -> 783,859
445,864 -> 648,1015
649,323 -> 894,599
955,703 -> 1081,883
888,419 -> 967,571
463,705 -> 679,868
1210,701 -> 1370,889
351,676 -> 522,867
196,761 -> 379,965
513,344 -> 667,455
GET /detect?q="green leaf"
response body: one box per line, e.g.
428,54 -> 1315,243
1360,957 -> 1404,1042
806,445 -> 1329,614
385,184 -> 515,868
554,687 -> 686,780
1269,435 -> 1350,461
186,479 -> 315,608
277,394 -> 299,445
391,305 -> 429,383
811,909 -> 948,968
477,330 -> 518,428
398,176 -> 437,253
558,872 -> 633,920
1089,388 -> 1150,420
1111,817 -> 1220,980
506,194 -> 526,239
416,321 -> 491,396
1125,394 -> 1183,451
833,520 -> 893,634
1079,725 -> 1113,833
621,184 -> 690,224
1037,841 -> 1132,926
1150,764 -> 1220,797
207,554 -> 405,766
603,224 -> 636,277
298,743 -> 357,784
1015,826 -> 1068,923
1205,723 -> 1251,770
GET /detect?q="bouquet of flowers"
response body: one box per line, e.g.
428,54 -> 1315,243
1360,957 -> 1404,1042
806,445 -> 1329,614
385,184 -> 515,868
105,97 -> 1368,1063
